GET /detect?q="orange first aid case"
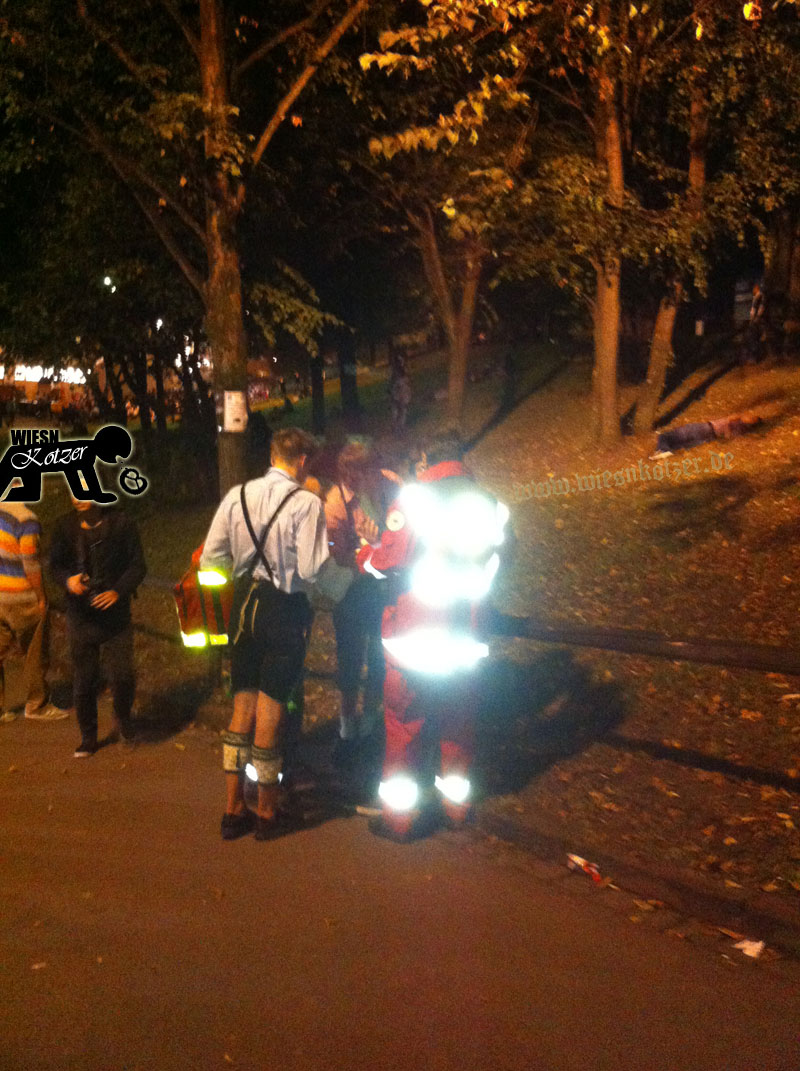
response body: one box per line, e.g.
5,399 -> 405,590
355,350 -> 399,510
173,546 -> 233,648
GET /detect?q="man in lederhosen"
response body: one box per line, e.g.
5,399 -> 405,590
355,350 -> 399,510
201,428 -> 329,841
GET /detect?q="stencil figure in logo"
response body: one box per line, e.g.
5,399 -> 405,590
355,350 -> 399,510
0,426 -> 133,505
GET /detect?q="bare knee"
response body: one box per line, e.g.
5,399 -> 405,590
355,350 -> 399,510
228,689 -> 257,735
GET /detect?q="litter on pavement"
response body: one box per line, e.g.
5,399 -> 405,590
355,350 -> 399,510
567,853 -> 603,883
733,939 -> 766,959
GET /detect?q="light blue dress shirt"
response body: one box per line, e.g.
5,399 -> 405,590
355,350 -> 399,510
200,467 -> 329,594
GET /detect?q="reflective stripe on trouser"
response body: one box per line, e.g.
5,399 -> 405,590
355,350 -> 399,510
250,744 -> 282,786
381,659 -> 475,789
222,730 -> 251,773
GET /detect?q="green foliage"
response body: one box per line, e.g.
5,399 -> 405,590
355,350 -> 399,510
249,264 -> 342,357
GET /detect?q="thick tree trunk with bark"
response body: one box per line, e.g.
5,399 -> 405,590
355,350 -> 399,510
635,84 -> 708,433
592,66 -> 624,444
783,213 -> 796,306
446,251 -> 481,430
310,354 -> 325,434
415,211 -> 482,431
786,214 -> 800,354
336,330 -> 361,429
87,367 -> 114,423
105,359 -> 127,425
191,363 -> 216,430
200,0 -> 248,496
766,210 -> 795,300
132,353 -> 153,436
593,258 -> 622,443
151,351 -> 168,436
633,284 -> 681,435
177,361 -> 201,429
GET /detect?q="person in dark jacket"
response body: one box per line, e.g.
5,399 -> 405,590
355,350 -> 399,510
49,500 -> 146,757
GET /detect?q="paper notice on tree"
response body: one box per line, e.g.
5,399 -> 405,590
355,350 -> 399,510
223,391 -> 248,432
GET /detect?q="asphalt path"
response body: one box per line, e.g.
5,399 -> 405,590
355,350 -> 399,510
2,715 -> 800,1071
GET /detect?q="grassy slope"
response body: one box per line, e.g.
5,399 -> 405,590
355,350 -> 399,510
466,356 -> 800,907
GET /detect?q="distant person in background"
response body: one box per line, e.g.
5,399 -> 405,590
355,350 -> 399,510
278,377 -> 293,414
0,504 -> 67,724
742,282 -> 767,365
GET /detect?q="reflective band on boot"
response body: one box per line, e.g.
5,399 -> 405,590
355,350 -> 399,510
222,730 -> 251,773
378,776 -> 419,813
434,774 -> 471,804
250,745 -> 282,786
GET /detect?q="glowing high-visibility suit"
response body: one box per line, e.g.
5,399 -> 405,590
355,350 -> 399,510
357,460 -> 509,832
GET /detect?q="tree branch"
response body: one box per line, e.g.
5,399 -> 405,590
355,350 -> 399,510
76,0 -> 164,91
75,112 -> 205,242
125,186 -> 206,299
122,160 -> 206,242
233,0 -> 330,84
162,0 -> 200,59
415,204 -> 458,348
72,114 -> 206,298
251,0 -> 370,169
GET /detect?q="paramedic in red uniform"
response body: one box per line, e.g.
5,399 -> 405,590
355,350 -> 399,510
356,434 -> 508,838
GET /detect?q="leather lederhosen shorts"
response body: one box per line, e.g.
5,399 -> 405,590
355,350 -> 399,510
230,578 -> 312,702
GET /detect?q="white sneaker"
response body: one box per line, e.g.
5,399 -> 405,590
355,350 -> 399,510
25,704 -> 71,721
0,710 -> 19,723
649,450 -> 673,460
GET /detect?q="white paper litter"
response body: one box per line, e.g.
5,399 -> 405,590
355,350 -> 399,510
733,939 -> 765,958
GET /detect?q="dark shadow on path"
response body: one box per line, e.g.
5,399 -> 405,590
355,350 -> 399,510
284,648 -> 627,814
655,361 -> 739,429
473,649 -> 627,798
644,472 -> 756,543
133,677 -> 213,742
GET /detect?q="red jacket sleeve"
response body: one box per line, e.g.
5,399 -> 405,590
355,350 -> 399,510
356,498 -> 414,575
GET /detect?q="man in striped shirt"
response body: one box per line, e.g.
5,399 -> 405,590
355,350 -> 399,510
0,503 -> 66,722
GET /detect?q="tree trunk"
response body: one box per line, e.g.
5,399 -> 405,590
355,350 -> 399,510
446,250 -> 482,430
105,359 -> 127,425
133,353 -> 153,437
766,210 -> 795,300
336,331 -> 361,429
151,351 -> 169,437
790,219 -> 800,304
786,215 -> 800,354
119,352 -> 155,461
200,0 -> 248,496
633,284 -> 681,435
635,84 -> 708,433
592,63 -> 624,444
593,258 -> 622,443
310,353 -> 325,435
191,362 -> 216,432
414,211 -> 484,429
177,361 -> 200,428
87,365 -> 114,422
